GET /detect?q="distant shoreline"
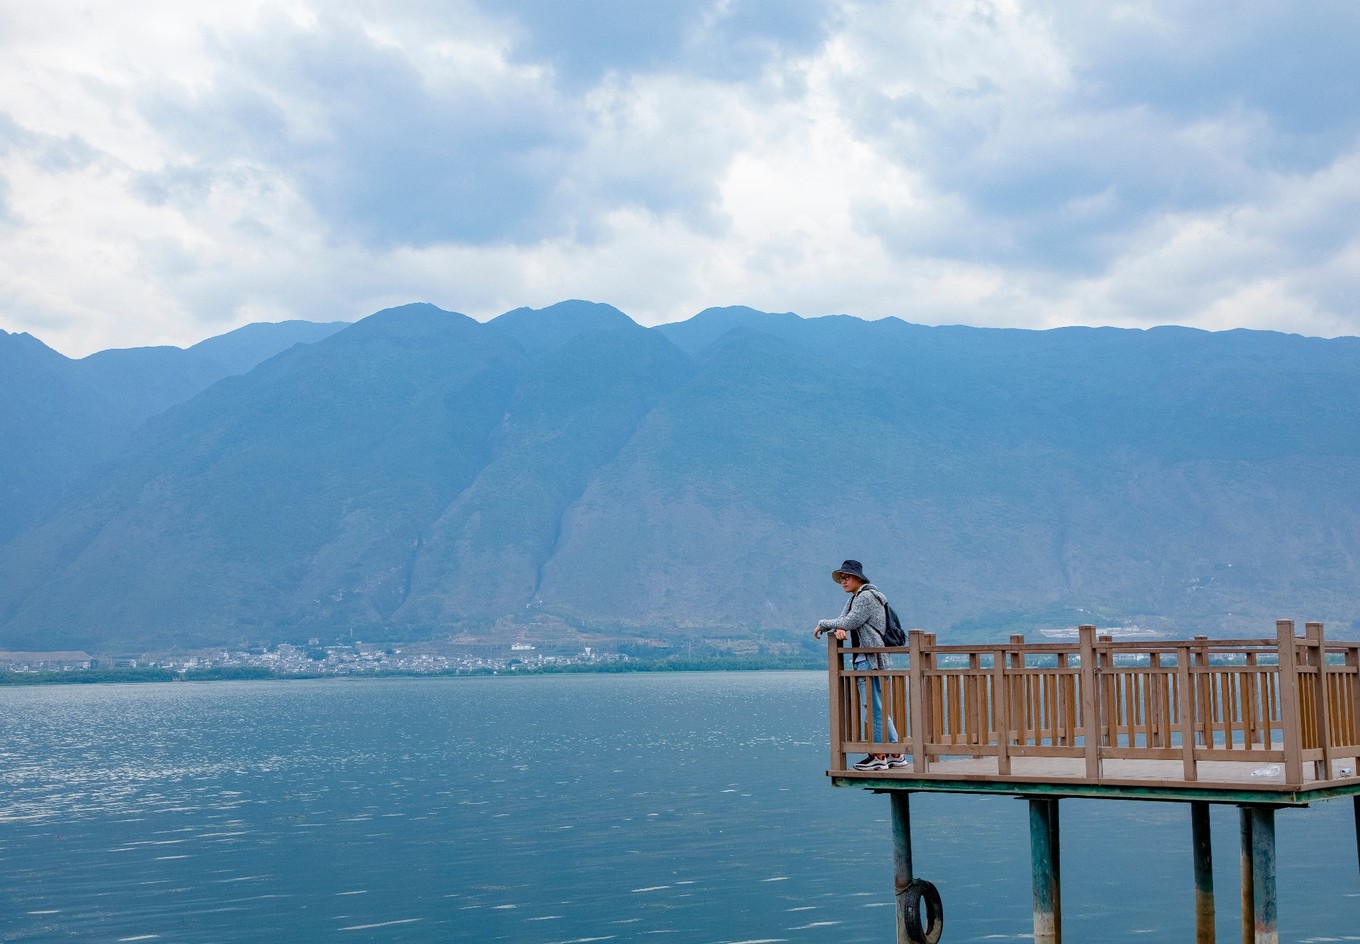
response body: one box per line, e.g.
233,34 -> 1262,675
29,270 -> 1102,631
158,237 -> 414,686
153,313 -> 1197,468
0,655 -> 824,687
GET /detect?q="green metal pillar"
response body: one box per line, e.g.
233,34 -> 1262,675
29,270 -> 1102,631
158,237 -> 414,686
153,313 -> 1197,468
1029,797 -> 1061,944
891,792 -> 913,944
1239,809 -> 1253,944
1249,807 -> 1277,944
1192,801 -> 1215,944
1240,806 -> 1278,944
1354,795 -> 1360,878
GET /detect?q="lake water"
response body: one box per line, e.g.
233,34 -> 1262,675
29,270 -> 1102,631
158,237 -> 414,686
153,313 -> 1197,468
2,672 -> 1359,943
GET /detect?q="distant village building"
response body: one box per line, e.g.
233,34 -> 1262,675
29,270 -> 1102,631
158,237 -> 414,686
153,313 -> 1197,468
0,650 -> 94,672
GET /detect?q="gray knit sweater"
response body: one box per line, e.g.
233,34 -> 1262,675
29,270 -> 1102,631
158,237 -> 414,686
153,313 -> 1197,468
817,583 -> 894,669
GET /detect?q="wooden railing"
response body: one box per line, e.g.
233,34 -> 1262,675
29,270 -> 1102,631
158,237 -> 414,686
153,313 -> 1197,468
827,620 -> 1360,788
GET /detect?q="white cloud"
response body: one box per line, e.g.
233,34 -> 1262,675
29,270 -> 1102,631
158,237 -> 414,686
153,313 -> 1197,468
1,0 -> 1359,356
1070,148 -> 1360,335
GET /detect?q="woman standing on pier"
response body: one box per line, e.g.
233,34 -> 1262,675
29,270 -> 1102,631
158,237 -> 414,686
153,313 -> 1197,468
814,560 -> 906,771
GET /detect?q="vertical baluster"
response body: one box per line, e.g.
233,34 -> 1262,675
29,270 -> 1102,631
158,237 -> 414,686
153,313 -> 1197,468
1244,652 -> 1260,749
1195,637 -> 1212,753
1056,652 -> 1069,747
1150,651 -> 1165,748
968,651 -> 982,751
1348,644 -> 1360,758
1307,622 -> 1333,780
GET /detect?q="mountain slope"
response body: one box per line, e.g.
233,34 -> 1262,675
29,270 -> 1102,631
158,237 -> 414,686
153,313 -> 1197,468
0,319 -> 348,542
0,305 -> 520,648
1,304 -> 1358,651
538,315 -> 1360,638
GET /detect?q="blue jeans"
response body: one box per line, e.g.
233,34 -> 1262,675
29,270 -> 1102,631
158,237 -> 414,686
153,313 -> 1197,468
854,655 -> 899,746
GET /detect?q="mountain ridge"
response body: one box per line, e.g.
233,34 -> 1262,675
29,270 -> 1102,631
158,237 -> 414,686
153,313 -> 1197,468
2,301 -> 1358,653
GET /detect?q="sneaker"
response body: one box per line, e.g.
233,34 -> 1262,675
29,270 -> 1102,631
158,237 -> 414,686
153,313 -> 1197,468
853,755 -> 889,771
886,754 -> 910,769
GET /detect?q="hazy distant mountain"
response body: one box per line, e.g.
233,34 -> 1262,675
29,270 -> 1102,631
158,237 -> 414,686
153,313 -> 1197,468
185,320 -> 352,376
1,303 -> 1357,653
0,320 -> 347,542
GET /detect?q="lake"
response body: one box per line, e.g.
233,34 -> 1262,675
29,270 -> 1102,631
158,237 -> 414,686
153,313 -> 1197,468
2,672 -> 1358,942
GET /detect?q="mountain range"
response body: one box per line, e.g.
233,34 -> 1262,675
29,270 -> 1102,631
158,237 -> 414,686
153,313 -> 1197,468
2,301 -> 1358,654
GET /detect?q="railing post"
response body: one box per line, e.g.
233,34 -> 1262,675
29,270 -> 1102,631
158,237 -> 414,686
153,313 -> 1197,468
1079,625 -> 1100,781
908,630 -> 928,773
1010,634 -> 1026,757
1194,636 -> 1212,759
828,633 -> 845,771
1277,620 -> 1304,788
1306,622 -> 1333,780
1178,644 -> 1198,781
994,644 -> 1012,776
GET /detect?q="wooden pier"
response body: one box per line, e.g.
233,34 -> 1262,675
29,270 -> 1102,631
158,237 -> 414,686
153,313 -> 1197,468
825,620 -> 1360,943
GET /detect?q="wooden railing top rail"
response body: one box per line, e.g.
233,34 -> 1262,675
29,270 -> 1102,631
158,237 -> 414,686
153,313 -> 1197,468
839,636 -> 1356,656
826,620 -> 1360,796
837,638 -> 1360,664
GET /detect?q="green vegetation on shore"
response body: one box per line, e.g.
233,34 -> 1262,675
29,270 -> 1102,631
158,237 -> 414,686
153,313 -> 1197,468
0,666 -> 281,685
0,655 -> 824,686
518,654 -> 822,674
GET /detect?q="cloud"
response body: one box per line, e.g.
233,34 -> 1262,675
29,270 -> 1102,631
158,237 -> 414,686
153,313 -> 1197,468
1,0 -> 1359,355
492,0 -> 839,85
1076,148 -> 1360,331
135,9 -> 574,248
1062,3 -> 1360,148
821,5 -> 1295,268
127,2 -> 823,250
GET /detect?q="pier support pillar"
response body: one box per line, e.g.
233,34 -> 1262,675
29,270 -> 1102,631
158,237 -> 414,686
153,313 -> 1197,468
891,792 -> 913,943
1240,809 -> 1252,944
1239,806 -> 1278,944
1354,795 -> 1360,878
1029,797 -> 1062,944
1192,801 -> 1215,944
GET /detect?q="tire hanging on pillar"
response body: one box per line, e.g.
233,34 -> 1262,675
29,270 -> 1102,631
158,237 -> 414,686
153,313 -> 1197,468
902,878 -> 944,944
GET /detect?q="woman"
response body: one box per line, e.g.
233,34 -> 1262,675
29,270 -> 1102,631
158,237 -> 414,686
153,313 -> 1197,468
813,559 -> 906,771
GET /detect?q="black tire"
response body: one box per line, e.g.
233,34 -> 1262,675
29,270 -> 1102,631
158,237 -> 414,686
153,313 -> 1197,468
902,878 -> 944,944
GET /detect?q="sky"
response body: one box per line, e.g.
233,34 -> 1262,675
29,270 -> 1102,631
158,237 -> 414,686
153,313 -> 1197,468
2,0 -> 1359,357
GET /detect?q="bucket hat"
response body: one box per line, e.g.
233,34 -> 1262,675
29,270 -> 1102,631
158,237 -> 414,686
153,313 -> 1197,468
832,560 -> 869,584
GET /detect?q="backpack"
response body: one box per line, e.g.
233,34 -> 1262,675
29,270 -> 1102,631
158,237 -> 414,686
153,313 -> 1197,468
854,587 -> 906,647
870,589 -> 907,647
